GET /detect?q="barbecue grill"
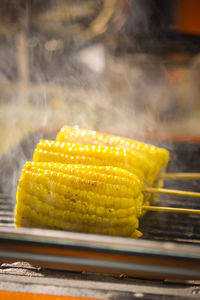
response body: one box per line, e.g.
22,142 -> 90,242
1,1 -> 200,299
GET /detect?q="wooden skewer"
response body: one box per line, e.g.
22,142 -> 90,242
144,187 -> 200,198
163,173 -> 200,180
143,205 -> 200,215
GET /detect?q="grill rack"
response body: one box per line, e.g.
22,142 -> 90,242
1,132 -> 200,281
1,132 -> 200,242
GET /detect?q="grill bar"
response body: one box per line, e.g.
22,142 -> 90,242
0,195 -> 14,227
0,227 -> 200,280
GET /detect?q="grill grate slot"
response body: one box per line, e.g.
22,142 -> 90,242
0,195 -> 14,227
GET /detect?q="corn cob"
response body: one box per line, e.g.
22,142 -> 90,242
56,126 -> 170,203
33,140 -> 155,187
56,126 -> 169,179
15,162 -> 143,238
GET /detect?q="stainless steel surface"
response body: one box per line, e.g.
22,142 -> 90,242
1,226 -> 200,280
0,266 -> 200,299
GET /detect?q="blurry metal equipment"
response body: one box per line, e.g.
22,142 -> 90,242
0,0 -> 122,39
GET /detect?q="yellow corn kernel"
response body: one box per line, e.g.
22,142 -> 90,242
33,140 -> 155,186
15,162 -> 143,238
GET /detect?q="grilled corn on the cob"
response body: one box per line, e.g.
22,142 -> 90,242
56,126 -> 169,177
15,127 -> 170,238
56,126 -> 170,203
15,162 -> 143,238
33,140 -> 155,187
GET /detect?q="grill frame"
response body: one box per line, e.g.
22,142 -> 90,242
1,226 -> 200,280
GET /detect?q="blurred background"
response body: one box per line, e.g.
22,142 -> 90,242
1,0 -> 200,157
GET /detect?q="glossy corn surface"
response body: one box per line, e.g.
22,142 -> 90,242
57,126 -> 169,174
56,126 -> 170,204
33,140 -> 155,186
15,162 -> 143,238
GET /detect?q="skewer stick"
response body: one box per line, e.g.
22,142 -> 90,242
144,187 -> 200,198
143,205 -> 200,215
163,173 -> 200,180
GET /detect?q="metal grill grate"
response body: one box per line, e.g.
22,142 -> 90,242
0,194 -> 14,227
141,176 -> 200,242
